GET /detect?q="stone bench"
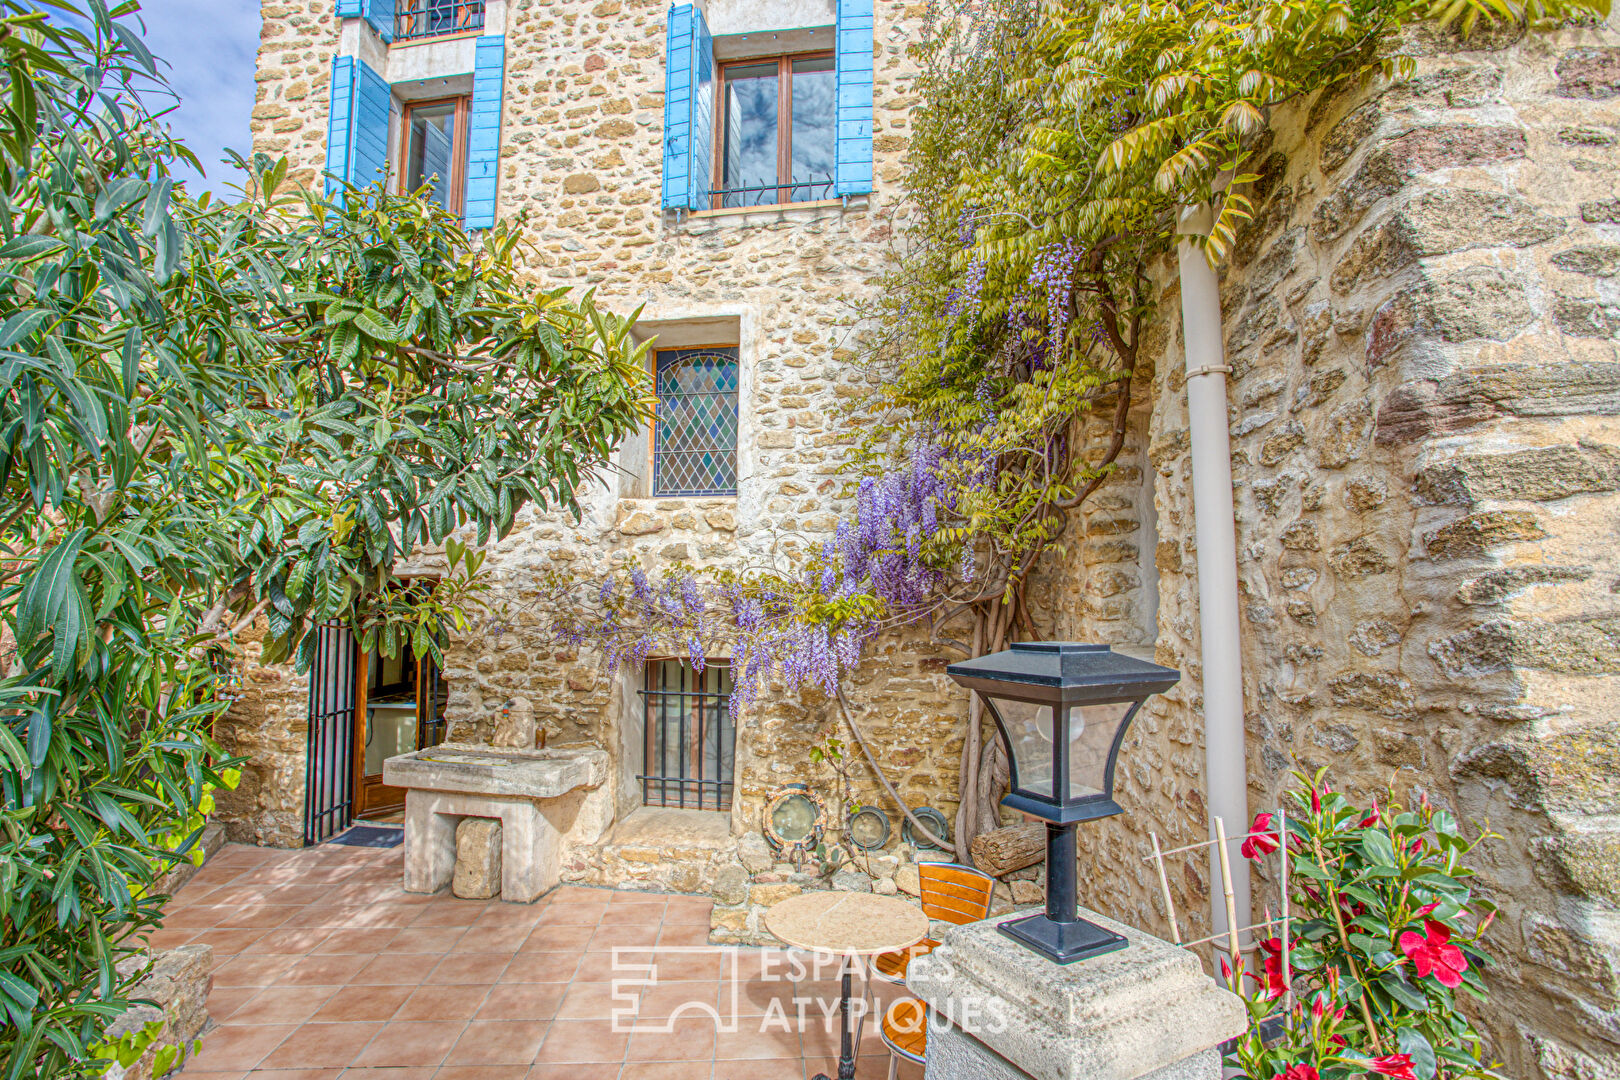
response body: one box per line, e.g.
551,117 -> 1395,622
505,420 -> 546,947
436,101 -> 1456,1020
382,744 -> 612,903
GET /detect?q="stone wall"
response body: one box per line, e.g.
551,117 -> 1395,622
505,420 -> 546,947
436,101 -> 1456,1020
229,0 -> 974,850
1064,20 -> 1620,1080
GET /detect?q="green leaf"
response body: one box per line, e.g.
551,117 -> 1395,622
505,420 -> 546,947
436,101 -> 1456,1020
1398,1027 -> 1438,1080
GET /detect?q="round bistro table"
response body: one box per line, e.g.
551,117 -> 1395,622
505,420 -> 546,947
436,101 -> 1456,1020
765,890 -> 931,1080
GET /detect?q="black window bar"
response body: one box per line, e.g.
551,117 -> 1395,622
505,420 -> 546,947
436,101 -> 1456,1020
712,174 -> 835,210
304,621 -> 358,845
638,660 -> 735,811
394,0 -> 485,43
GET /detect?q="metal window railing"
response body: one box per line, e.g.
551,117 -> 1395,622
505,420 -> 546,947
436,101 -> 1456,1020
638,663 -> 734,811
394,0 -> 485,43
714,174 -> 835,210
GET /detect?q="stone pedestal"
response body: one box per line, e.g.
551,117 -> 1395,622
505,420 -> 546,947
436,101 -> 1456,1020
907,910 -> 1246,1080
384,744 -> 612,903
453,817 -> 503,899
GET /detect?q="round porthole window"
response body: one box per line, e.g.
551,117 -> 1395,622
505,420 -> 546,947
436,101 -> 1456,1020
846,806 -> 891,851
902,806 -> 951,851
764,783 -> 825,854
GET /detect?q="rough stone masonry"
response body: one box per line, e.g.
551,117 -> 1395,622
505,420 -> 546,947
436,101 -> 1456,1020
234,4 -> 1620,1078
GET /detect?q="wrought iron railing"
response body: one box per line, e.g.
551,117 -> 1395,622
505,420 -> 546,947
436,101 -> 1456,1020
714,174 -> 835,209
394,0 -> 485,43
638,664 -> 734,811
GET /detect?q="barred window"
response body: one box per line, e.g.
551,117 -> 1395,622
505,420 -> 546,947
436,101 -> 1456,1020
652,347 -> 739,497
639,660 -> 734,811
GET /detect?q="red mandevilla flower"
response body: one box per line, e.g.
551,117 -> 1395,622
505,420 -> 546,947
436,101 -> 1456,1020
1368,1054 -> 1418,1080
1255,936 -> 1296,999
1273,1065 -> 1320,1080
1241,811 -> 1281,860
1399,919 -> 1469,988
1359,797 -> 1382,828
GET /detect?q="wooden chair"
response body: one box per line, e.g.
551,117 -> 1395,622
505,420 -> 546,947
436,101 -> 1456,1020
871,862 -> 995,984
880,997 -> 928,1080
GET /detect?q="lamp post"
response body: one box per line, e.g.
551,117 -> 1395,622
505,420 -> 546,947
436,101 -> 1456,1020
947,642 -> 1180,964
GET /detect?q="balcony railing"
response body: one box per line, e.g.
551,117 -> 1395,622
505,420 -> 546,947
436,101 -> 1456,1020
394,0 -> 485,43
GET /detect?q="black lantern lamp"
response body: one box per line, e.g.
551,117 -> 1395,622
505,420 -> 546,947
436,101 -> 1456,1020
947,642 -> 1179,964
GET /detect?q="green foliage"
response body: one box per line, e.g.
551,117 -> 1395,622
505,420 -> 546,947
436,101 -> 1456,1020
0,4 -> 648,1077
1227,772 -> 1500,1080
856,0 -> 1605,594
87,1020 -> 195,1079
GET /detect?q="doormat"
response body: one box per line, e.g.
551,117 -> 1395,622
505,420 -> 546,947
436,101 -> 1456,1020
328,824 -> 404,848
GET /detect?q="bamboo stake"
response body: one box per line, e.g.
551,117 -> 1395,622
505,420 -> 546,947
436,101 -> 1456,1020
1278,805 -> 1292,1024
1214,816 -> 1242,973
1150,831 -> 1182,944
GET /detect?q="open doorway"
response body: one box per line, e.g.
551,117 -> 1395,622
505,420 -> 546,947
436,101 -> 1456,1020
354,646 -> 449,819
302,623 -> 450,842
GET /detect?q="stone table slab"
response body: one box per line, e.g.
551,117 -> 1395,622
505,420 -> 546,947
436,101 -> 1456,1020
382,742 -> 608,798
764,890 -> 930,956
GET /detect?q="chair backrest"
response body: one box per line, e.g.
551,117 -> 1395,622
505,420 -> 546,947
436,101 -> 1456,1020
918,861 -> 996,925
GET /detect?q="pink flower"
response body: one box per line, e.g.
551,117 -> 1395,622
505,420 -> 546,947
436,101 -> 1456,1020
1273,1066 -> 1319,1080
1399,919 -> 1469,988
1368,1054 -> 1417,1080
1241,812 -> 1281,859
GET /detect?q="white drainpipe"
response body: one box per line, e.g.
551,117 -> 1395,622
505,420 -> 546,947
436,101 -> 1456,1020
1175,203 -> 1250,940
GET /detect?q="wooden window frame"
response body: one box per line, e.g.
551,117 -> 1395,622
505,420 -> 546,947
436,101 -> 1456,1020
711,52 -> 835,209
398,95 -> 471,216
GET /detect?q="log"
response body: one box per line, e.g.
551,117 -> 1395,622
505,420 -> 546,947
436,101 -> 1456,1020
970,823 -> 1045,877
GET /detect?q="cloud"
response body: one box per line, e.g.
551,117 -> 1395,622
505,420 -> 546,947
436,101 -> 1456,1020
132,1 -> 263,198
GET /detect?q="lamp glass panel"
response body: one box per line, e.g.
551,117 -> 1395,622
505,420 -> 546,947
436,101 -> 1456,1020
994,698 -> 1057,800
1066,701 -> 1135,800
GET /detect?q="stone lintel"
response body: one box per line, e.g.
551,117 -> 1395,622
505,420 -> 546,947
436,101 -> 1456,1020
908,910 -> 1246,1080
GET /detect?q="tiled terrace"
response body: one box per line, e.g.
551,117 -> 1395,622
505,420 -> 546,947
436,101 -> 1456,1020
149,843 -> 925,1080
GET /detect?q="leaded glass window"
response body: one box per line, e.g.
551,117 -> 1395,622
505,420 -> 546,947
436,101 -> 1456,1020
653,348 -> 739,497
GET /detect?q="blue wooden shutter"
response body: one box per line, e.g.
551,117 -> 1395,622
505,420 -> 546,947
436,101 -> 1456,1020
324,55 -> 389,203
464,36 -> 506,229
350,61 -> 391,187
365,0 -> 394,43
324,55 -> 357,200
834,0 -> 874,196
336,0 -> 362,16
661,5 -> 695,211
687,8 -> 713,211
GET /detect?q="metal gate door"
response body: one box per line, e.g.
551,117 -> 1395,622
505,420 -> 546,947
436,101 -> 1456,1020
304,622 -> 358,844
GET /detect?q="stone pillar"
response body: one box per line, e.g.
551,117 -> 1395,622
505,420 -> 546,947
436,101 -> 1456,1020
908,911 -> 1246,1080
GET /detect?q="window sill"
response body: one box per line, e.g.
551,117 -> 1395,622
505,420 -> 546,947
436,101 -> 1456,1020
391,30 -> 483,48
675,195 -> 869,227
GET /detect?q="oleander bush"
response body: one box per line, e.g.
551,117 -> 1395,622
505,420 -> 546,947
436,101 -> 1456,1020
0,4 -> 646,1077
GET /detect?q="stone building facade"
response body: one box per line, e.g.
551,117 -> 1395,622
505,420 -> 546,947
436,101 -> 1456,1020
233,2 -> 1619,1077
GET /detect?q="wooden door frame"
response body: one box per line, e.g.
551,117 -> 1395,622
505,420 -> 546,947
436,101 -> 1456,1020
350,576 -> 446,820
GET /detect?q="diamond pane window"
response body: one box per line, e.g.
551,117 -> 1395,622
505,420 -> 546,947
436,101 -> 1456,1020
653,348 -> 739,496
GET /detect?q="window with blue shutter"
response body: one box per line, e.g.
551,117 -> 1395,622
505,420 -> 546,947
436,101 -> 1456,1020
324,55 -> 391,202
463,35 -> 506,229
834,0 -> 873,197
662,4 -> 713,212
337,0 -> 394,41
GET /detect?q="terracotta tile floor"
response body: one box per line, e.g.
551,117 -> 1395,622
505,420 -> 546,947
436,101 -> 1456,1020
151,843 -> 925,1080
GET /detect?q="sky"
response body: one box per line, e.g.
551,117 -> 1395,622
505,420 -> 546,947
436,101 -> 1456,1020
130,0 -> 264,199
